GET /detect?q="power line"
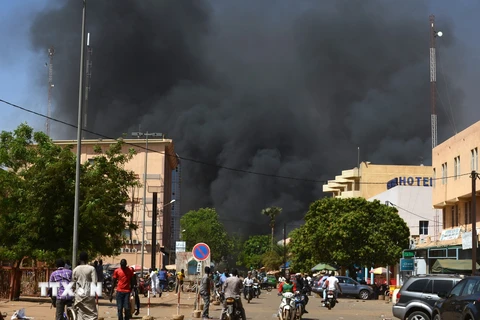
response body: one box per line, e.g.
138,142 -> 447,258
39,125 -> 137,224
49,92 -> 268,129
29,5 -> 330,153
0,97 -> 467,185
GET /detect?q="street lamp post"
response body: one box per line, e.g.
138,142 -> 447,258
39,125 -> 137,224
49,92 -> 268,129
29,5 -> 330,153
72,0 -> 87,268
131,131 -> 163,275
149,198 -> 175,269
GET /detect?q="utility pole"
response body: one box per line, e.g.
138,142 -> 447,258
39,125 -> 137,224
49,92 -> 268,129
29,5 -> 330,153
83,33 -> 92,138
72,0 -> 87,268
472,171 -> 479,275
283,223 -> 286,276
131,131 -> 163,274
430,15 -> 442,149
46,46 -> 55,137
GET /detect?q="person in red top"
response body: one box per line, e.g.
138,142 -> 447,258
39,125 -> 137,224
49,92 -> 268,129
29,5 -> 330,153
112,259 -> 134,320
278,276 -> 296,294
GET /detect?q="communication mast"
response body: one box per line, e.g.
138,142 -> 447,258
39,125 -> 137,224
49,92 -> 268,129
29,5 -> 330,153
46,46 -> 55,137
430,15 -> 442,149
83,33 -> 93,138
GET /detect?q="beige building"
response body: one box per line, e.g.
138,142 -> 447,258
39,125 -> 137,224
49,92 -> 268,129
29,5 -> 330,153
323,162 -> 433,199
428,120 -> 480,249
55,138 -> 178,269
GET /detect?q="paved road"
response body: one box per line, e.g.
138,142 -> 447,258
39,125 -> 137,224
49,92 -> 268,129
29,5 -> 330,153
0,291 -> 395,319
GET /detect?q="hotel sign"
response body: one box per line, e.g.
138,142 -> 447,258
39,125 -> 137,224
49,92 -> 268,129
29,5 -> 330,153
387,177 -> 433,189
440,227 -> 461,241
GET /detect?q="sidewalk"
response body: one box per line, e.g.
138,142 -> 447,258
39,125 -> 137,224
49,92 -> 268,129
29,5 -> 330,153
0,291 -> 203,320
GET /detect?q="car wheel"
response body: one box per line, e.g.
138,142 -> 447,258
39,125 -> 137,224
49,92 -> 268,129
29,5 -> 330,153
359,290 -> 370,300
432,313 -> 441,320
407,310 -> 429,320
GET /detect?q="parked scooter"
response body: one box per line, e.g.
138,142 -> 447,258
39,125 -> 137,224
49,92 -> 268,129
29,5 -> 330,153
278,292 -> 295,320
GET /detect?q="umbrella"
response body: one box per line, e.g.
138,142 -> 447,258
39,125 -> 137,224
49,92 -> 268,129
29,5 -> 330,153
311,263 -> 338,272
130,264 -> 149,271
369,267 -> 391,275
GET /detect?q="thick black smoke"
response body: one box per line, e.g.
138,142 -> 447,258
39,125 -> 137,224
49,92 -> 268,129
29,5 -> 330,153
29,0 -> 465,237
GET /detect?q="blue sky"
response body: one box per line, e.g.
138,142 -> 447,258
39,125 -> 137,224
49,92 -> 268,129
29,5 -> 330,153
1,0 -> 479,136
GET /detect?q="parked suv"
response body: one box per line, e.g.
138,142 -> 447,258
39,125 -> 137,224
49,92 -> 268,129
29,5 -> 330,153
392,274 -> 463,320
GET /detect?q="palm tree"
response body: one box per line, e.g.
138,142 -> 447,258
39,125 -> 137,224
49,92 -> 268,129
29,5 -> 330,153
261,206 -> 282,250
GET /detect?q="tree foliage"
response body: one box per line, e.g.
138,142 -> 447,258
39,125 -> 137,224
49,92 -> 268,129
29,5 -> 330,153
238,234 -> 270,269
0,124 -> 139,264
289,197 -> 410,272
261,206 -> 282,249
180,207 -> 233,262
262,243 -> 284,271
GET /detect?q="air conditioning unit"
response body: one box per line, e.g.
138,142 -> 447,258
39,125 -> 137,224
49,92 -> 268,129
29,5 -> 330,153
120,248 -> 125,253
126,240 -> 132,244
132,248 -> 138,253
144,240 -> 150,245
132,240 -> 139,245
124,248 -> 131,253
156,241 -> 161,245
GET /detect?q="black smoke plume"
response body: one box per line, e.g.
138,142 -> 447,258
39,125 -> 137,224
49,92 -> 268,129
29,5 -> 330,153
29,0 -> 466,237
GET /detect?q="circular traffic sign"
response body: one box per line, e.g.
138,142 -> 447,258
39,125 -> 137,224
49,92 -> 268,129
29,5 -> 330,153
192,242 -> 210,261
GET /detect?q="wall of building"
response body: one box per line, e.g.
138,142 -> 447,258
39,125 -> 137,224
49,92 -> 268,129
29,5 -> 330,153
432,120 -> 480,207
368,186 -> 440,241
54,138 -> 178,267
323,163 -> 433,199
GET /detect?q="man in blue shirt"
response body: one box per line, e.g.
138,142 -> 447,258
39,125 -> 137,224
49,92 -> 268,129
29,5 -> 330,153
158,267 -> 168,297
219,268 -> 229,285
49,258 -> 73,320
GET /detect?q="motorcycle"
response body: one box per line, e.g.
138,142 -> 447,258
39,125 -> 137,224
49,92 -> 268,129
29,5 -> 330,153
252,282 -> 261,298
140,277 -> 152,297
278,292 -> 295,320
224,296 -> 244,320
215,283 -> 225,303
325,289 -> 336,310
244,284 -> 253,303
293,291 -> 306,320
103,272 -> 113,298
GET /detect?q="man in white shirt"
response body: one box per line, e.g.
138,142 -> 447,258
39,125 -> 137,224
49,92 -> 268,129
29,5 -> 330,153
243,271 -> 254,299
323,272 -> 342,306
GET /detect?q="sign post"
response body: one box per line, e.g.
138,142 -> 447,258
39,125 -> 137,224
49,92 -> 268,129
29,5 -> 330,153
192,243 -> 210,313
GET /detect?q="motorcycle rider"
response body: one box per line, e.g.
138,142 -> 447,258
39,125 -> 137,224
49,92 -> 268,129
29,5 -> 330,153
221,269 -> 246,320
294,273 -> 309,314
278,274 -> 296,294
243,271 -> 254,299
324,272 -> 342,306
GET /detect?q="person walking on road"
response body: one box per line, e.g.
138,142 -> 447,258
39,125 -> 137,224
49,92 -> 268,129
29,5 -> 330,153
72,252 -> 98,320
112,259 -> 134,320
49,258 -> 74,320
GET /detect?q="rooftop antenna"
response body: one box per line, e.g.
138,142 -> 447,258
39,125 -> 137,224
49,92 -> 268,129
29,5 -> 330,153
46,46 -> 55,137
430,15 -> 442,149
83,33 -> 92,139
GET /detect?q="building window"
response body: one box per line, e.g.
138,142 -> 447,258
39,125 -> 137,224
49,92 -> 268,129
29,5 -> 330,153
472,148 -> 479,172
465,201 -> 472,225
419,221 -> 429,235
433,168 -> 436,187
442,163 -> 448,184
454,156 -> 460,180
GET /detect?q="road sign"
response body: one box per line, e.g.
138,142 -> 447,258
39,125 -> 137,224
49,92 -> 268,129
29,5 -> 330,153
400,258 -> 415,271
403,250 -> 415,258
192,242 -> 210,261
196,261 -> 202,273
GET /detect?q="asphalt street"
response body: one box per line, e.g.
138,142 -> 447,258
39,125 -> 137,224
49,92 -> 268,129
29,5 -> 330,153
1,290 -> 395,320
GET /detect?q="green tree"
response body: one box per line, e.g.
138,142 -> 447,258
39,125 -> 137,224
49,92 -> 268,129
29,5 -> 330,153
0,124 -> 139,265
180,207 -> 233,262
289,197 -> 410,272
261,243 -> 284,271
238,234 -> 270,268
261,206 -> 282,249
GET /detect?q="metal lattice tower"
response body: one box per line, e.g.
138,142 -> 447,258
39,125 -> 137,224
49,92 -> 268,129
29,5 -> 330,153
46,46 -> 55,137
430,15 -> 438,149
